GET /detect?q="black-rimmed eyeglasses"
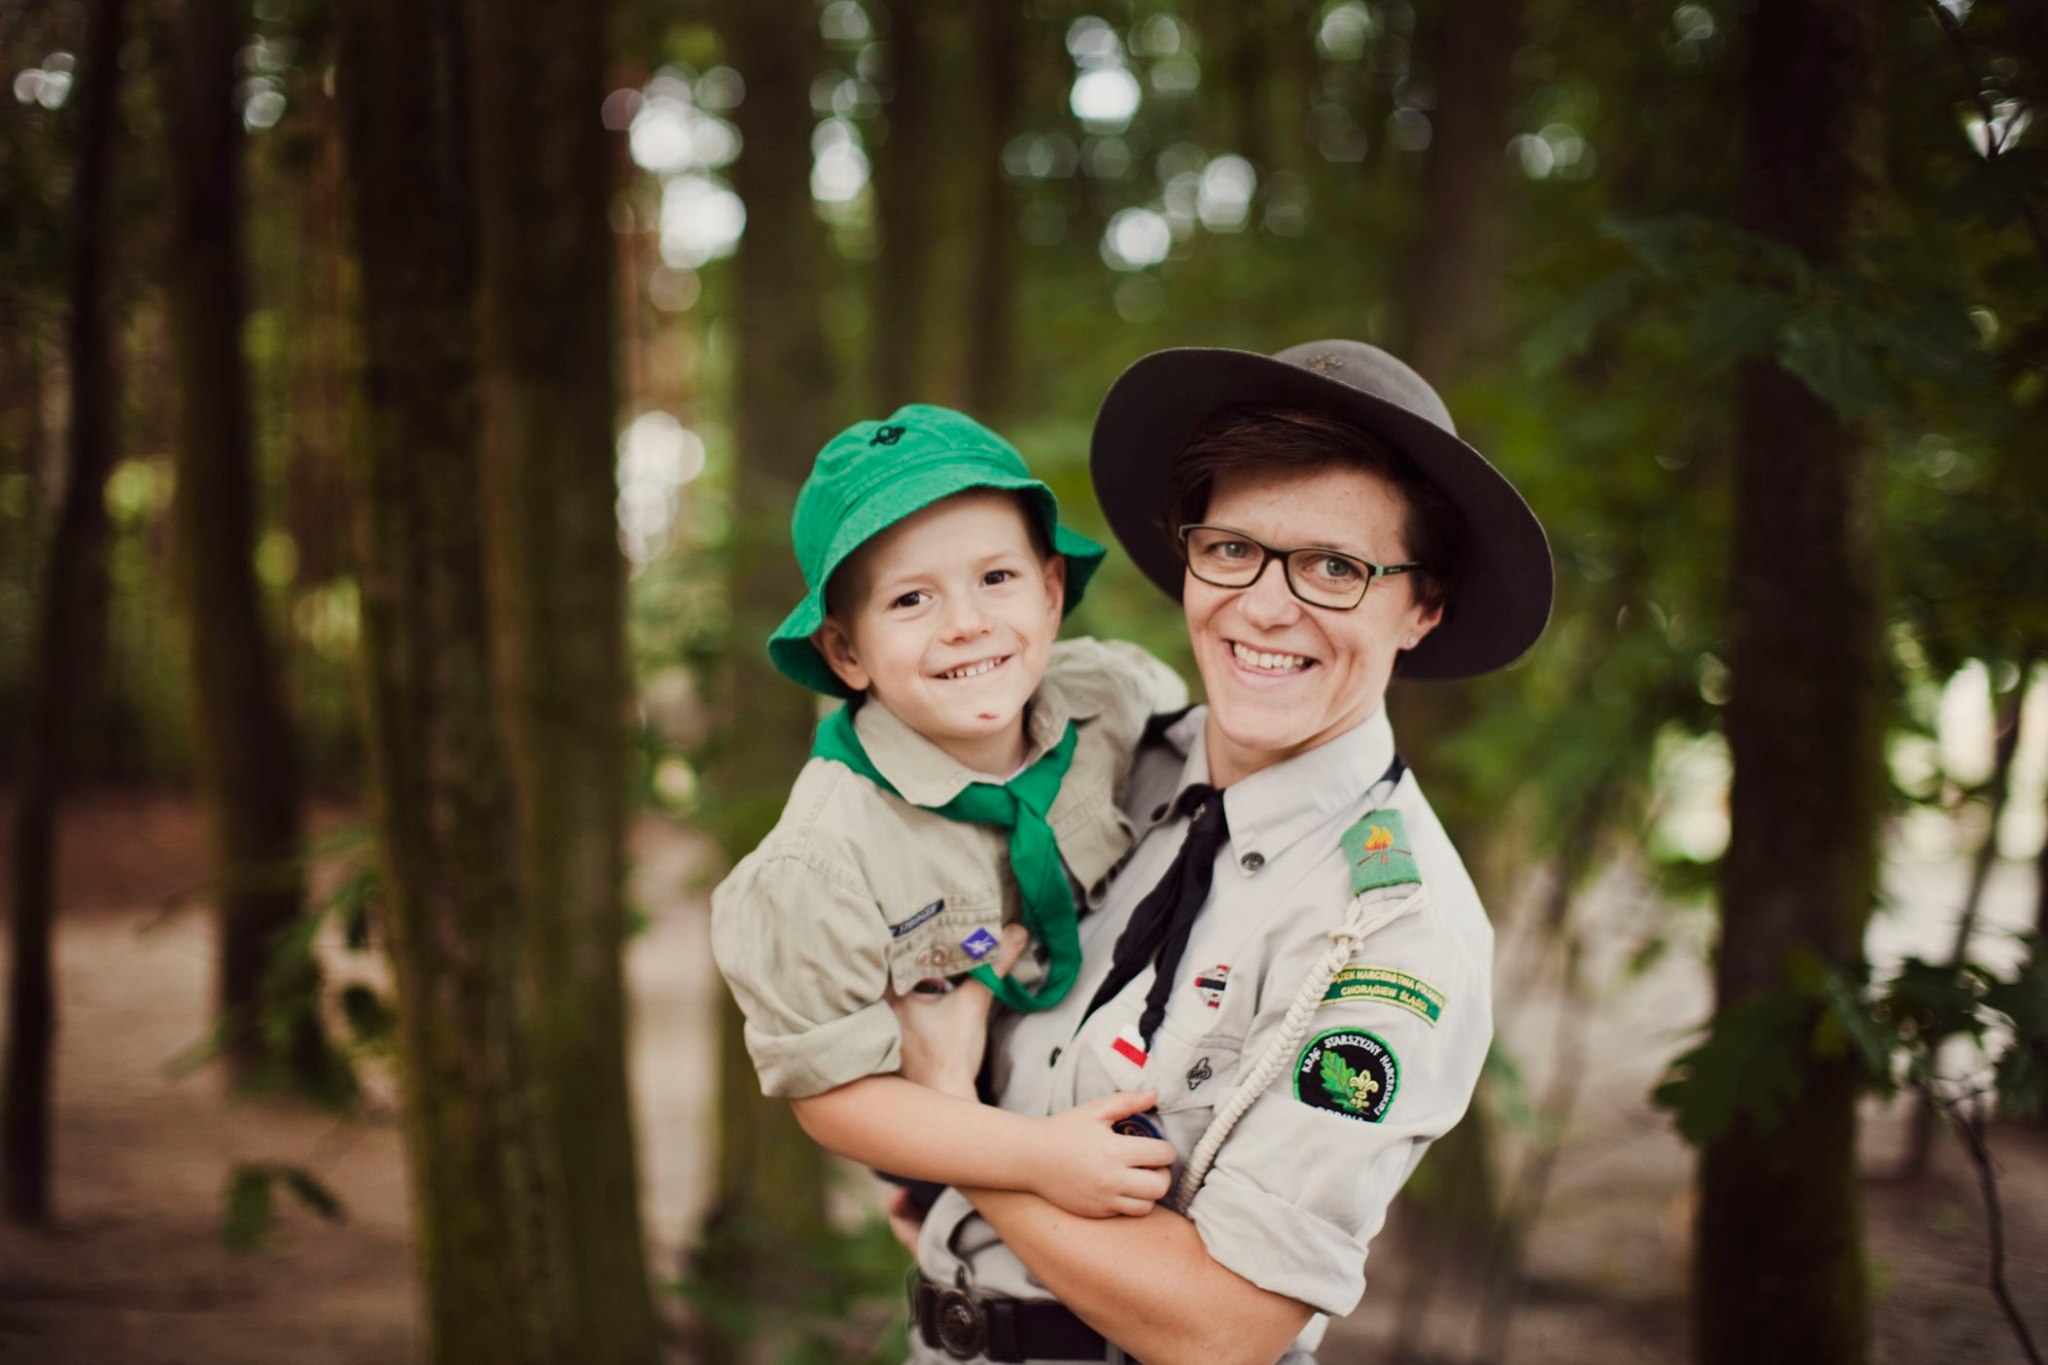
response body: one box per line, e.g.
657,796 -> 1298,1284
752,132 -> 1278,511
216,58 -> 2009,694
1177,524 -> 1423,611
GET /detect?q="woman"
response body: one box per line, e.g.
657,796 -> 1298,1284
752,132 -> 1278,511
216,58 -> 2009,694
893,340 -> 1552,1363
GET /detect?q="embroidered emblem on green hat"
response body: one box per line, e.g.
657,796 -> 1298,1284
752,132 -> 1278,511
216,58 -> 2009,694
1294,1028 -> 1398,1122
1321,965 -> 1446,1025
1342,807 -> 1420,894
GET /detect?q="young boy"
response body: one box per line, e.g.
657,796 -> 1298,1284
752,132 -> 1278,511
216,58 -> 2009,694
710,404 -> 1183,1219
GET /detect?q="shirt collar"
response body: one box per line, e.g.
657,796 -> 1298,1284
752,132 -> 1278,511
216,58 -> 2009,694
849,668 -> 1098,807
1161,706 -> 1398,872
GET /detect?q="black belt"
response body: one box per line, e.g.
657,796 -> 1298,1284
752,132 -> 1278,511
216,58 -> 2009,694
909,1269 -> 1133,1362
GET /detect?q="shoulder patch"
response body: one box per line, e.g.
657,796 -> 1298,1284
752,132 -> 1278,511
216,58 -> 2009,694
1342,808 -> 1420,894
890,899 -> 945,938
1294,1028 -> 1399,1122
1321,965 -> 1446,1025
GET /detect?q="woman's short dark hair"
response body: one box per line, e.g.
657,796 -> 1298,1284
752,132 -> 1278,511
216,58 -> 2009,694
1159,406 -> 1464,615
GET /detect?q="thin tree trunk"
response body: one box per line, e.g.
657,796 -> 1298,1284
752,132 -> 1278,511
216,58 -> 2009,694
3,0 -> 126,1227
873,0 -> 932,409
162,0 -> 323,1089
336,3 -> 559,1360
463,2 -> 660,1360
1901,651 -> 2035,1177
1698,4 -> 1883,1362
961,0 -> 1017,417
698,0 -> 834,1354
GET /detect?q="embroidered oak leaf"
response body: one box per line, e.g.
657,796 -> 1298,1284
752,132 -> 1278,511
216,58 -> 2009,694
1320,1050 -> 1379,1112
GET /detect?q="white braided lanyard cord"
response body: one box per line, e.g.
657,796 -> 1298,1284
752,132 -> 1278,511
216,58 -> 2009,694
1169,883 -> 1429,1212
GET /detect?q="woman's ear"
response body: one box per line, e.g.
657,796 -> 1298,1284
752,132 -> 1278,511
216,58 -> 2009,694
1399,599 -> 1445,653
813,617 -> 872,693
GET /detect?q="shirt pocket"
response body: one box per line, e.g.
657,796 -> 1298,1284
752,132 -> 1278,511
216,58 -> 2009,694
883,890 -> 1005,997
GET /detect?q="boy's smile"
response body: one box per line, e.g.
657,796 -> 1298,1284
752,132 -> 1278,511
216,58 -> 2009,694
815,490 -> 1066,775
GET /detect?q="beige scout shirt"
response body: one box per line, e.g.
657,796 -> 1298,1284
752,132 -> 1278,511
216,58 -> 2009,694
711,638 -> 1187,1100
911,706 -> 1494,1362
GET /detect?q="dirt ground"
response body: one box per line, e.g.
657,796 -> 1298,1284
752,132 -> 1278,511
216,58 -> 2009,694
0,788 -> 2041,1364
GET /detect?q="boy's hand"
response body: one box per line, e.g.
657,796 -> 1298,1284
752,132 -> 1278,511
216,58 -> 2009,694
889,924 -> 1028,1099
1030,1091 -> 1177,1219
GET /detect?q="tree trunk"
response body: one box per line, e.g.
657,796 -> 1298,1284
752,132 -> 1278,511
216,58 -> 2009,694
872,0 -> 933,410
961,0 -> 1017,417
1698,4 -> 1883,1363
697,0 -> 834,1354
461,3 -> 660,1361
1396,0 -> 1524,386
162,0 -> 324,1091
337,5 -> 554,1353
3,0 -> 126,1227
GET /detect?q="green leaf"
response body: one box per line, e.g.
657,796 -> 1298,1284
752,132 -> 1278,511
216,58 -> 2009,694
1653,992 -> 1811,1146
223,1165 -> 275,1254
1685,286 -> 1793,367
1777,312 -> 1893,417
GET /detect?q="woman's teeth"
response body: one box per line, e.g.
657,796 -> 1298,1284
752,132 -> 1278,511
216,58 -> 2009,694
1232,642 -> 1310,672
940,657 -> 1005,680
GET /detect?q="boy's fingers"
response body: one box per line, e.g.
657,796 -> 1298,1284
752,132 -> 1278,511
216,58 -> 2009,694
1088,1089 -> 1158,1122
1126,1137 -> 1176,1168
1114,1196 -> 1156,1218
989,923 -> 1029,978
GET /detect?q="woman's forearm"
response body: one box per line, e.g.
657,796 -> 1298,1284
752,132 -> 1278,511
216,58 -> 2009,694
962,1187 -> 1312,1365
790,1076 -> 1045,1191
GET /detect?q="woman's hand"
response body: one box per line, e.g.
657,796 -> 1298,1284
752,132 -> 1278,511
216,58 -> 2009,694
1028,1091 -> 1177,1219
888,923 -> 1028,1099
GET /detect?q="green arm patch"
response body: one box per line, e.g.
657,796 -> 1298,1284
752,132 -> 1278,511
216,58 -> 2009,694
1342,808 -> 1420,894
1321,965 -> 1446,1025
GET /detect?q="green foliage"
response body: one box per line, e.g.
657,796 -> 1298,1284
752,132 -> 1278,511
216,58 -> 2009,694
221,1161 -> 347,1255
673,1213 -> 911,1364
1656,943 -> 2048,1146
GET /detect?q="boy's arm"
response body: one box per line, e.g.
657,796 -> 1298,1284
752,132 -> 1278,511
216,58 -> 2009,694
790,1078 -> 1172,1218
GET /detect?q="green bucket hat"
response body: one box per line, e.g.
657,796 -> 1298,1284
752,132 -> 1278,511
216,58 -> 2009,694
768,403 -> 1107,696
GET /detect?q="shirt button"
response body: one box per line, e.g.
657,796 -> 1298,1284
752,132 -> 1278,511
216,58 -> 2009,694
1241,851 -> 1265,872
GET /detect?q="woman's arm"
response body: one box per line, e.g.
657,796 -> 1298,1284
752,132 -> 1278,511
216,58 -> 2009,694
891,967 -> 1313,1364
960,1188 -> 1313,1365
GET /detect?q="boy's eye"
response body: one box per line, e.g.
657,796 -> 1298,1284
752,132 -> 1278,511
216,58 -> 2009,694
982,568 -> 1017,587
889,590 -> 929,610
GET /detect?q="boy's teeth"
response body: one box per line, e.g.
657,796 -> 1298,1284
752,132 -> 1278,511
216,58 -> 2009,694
1232,642 -> 1308,672
942,658 -> 1001,680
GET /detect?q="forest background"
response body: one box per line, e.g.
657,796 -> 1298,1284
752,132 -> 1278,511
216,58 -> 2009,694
1,0 -> 2044,1362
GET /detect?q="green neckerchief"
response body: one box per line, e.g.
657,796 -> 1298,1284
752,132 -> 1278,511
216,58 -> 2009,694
812,704 -> 1081,1013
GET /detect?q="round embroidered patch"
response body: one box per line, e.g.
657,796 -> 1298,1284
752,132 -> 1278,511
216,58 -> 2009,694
1111,1110 -> 1163,1140
1293,1028 -> 1398,1122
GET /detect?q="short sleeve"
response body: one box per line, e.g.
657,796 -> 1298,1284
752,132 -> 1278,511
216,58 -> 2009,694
1183,926 -> 1491,1316
1046,637 -> 1189,751
709,847 -> 900,1099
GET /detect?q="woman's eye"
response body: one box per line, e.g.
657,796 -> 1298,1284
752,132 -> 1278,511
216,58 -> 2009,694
1316,555 -> 1361,580
1211,539 -> 1252,560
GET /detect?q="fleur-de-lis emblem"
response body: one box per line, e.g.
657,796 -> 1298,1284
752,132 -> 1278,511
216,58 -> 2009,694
871,424 -> 906,446
1305,353 -> 1345,376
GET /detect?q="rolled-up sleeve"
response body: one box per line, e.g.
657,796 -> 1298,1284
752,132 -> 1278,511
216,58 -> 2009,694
709,848 -> 898,1099
1184,950 -> 1490,1317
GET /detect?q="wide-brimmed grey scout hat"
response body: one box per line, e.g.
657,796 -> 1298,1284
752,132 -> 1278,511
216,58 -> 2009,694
1089,339 -> 1552,679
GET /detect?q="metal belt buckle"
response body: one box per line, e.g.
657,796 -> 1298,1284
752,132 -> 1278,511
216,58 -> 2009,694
934,1268 -> 987,1360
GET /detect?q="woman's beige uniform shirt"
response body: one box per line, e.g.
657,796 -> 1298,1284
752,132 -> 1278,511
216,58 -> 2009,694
912,706 -> 1495,1361
711,638 -> 1187,1099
